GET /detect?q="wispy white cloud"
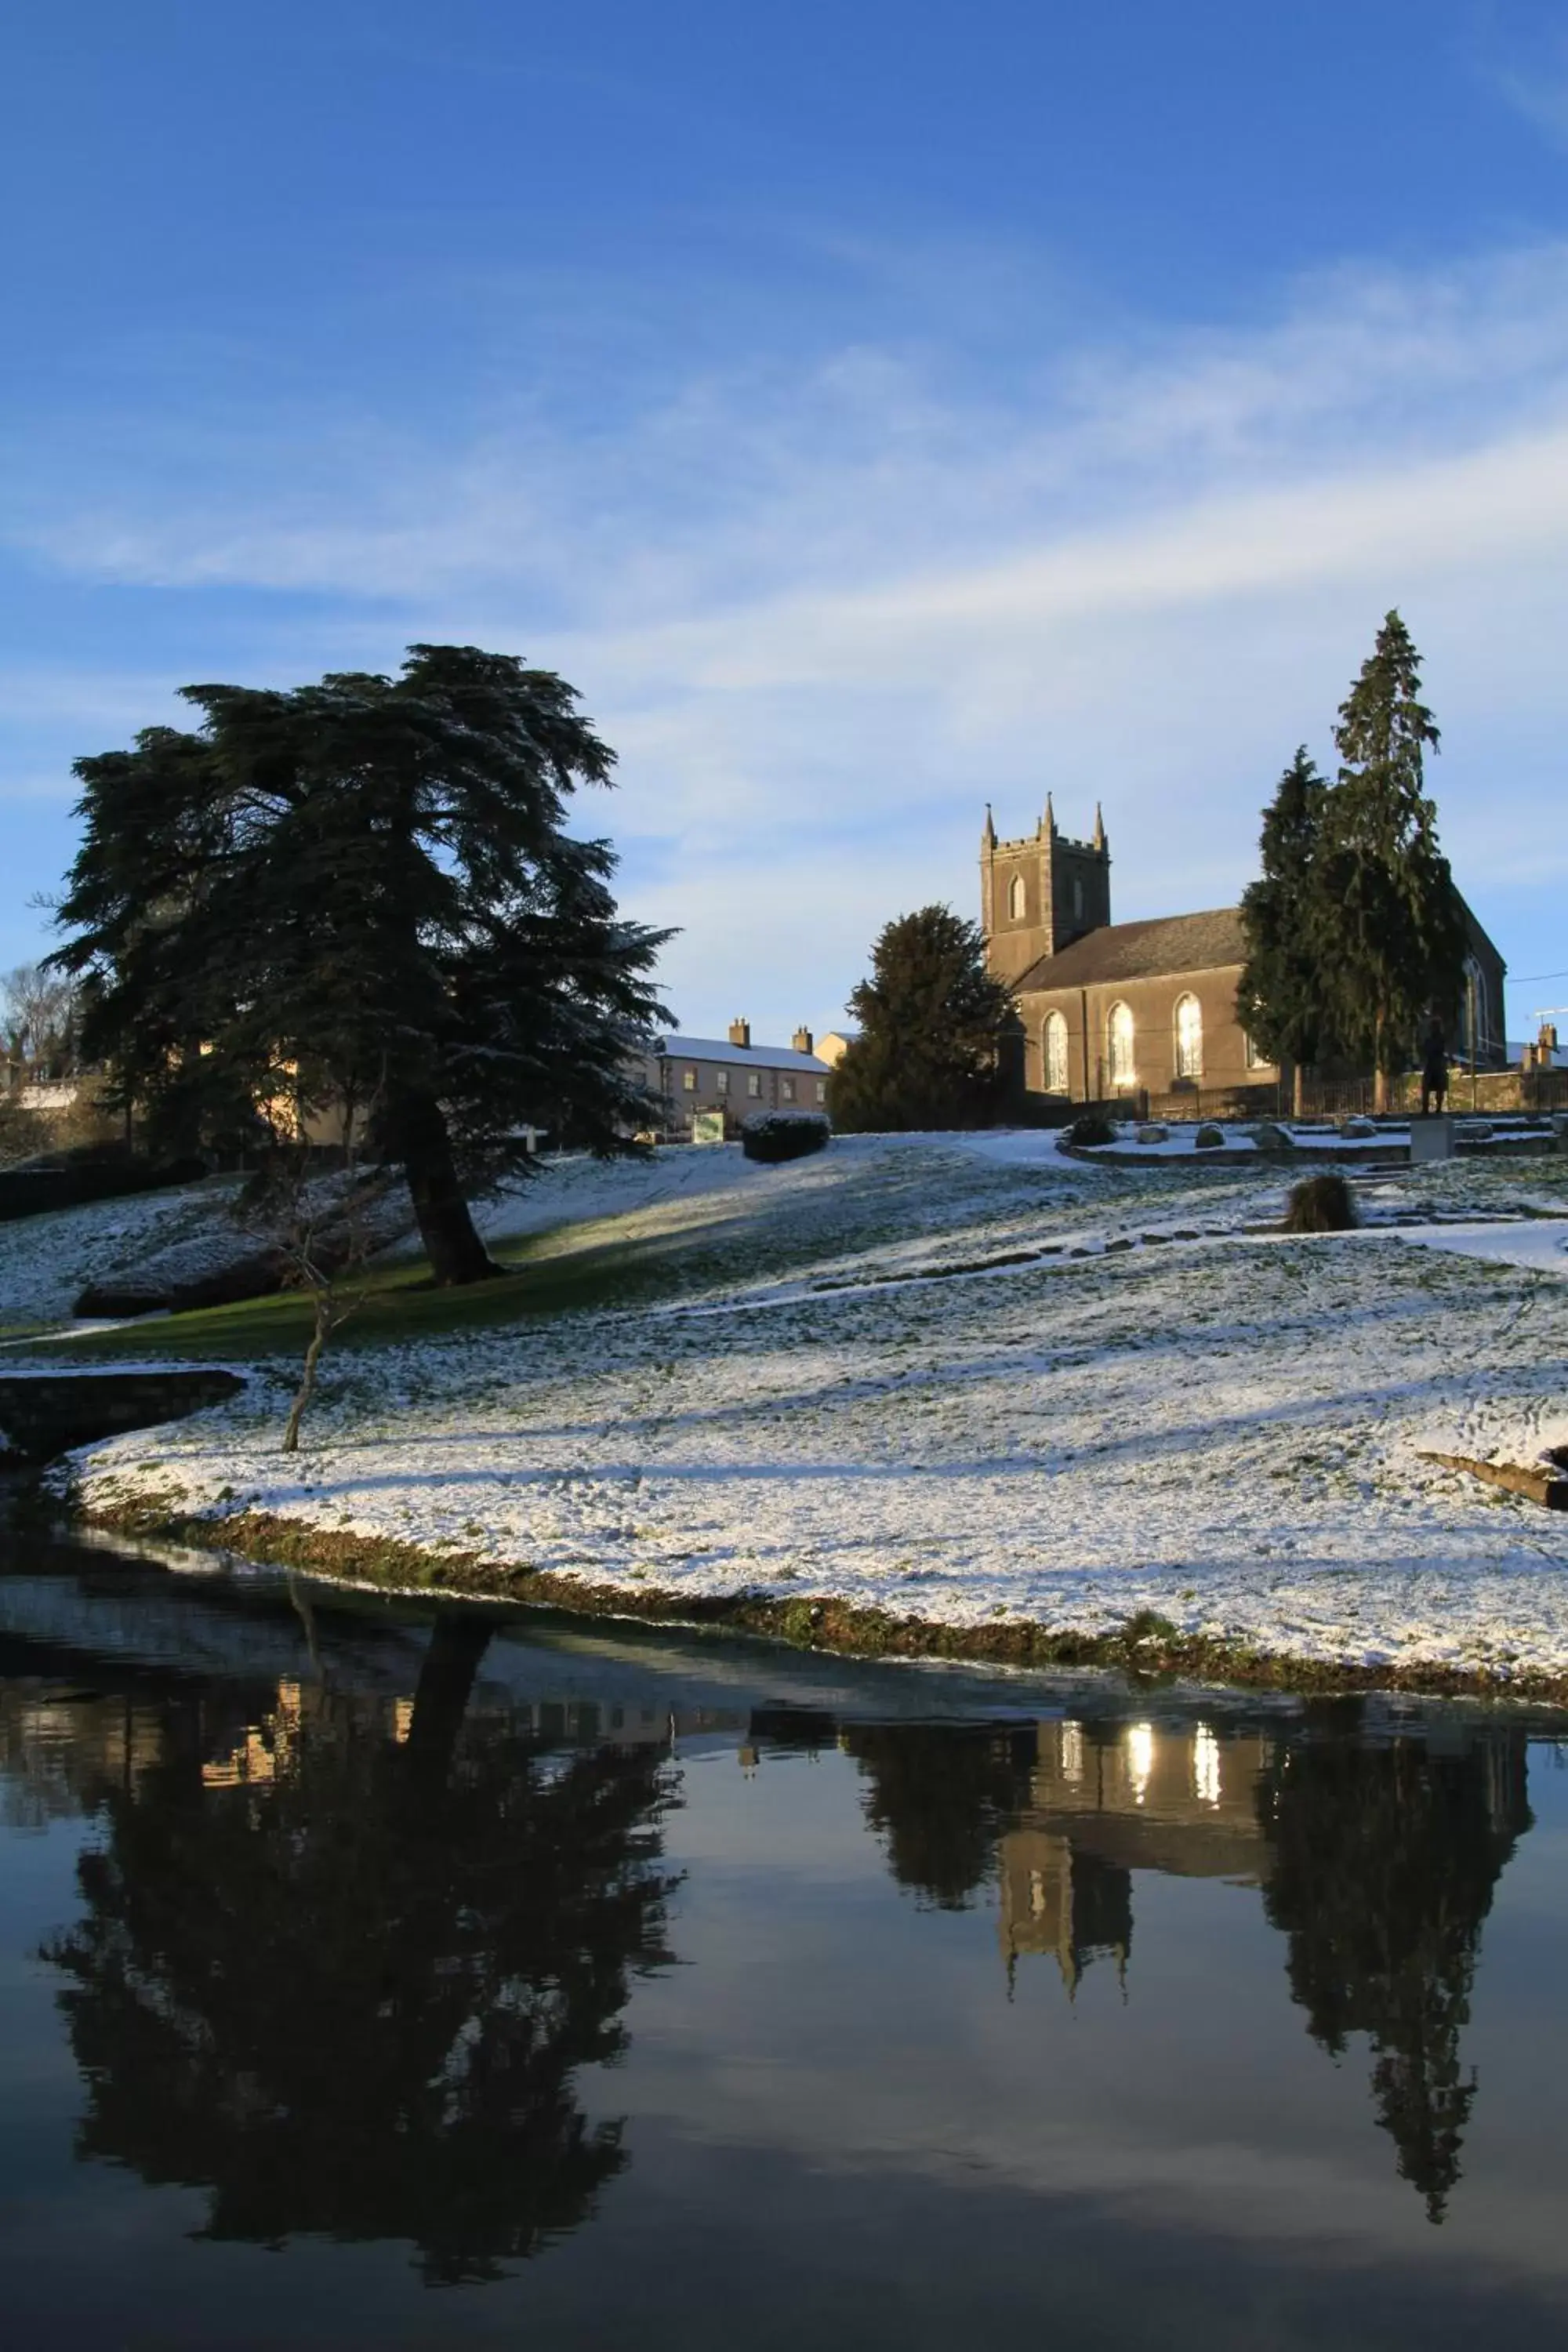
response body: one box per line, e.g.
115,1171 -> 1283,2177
6,239 -> 1568,1029
1491,25 -> 1568,147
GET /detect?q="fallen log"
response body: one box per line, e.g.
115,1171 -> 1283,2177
1418,1450 -> 1568,1511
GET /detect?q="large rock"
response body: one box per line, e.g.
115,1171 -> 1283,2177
1194,1123 -> 1226,1150
1135,1123 -> 1169,1145
72,1175 -> 414,1319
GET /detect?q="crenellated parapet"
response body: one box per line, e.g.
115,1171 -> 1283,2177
981,799 -> 1112,982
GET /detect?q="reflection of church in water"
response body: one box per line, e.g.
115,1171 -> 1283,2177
997,1717 -> 1272,1992
988,1708 -> 1533,2223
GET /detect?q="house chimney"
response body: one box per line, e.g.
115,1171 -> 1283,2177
792,1025 -> 813,1054
728,1017 -> 751,1048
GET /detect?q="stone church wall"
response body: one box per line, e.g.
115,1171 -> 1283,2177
1018,966 -> 1271,1104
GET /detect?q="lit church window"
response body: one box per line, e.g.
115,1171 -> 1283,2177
1107,1000 -> 1135,1087
1008,873 -> 1026,920
1043,1010 -> 1069,1094
1174,992 -> 1203,1078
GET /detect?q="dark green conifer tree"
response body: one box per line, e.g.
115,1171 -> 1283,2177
1237,747 -> 1334,1117
827,905 -> 1014,1132
54,647 -> 670,1283
1318,612 -> 1465,1112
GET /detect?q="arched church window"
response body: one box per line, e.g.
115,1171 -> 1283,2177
1461,956 -> 1489,1064
1043,1010 -> 1069,1094
1008,873 -> 1026,921
1107,1001 -> 1135,1087
1174,992 -> 1203,1079
1072,875 -> 1083,922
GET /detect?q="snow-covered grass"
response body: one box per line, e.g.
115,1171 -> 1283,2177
0,1176 -> 245,1340
43,1131 -> 1568,1683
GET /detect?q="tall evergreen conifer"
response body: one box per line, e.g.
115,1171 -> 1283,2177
55,647 -> 670,1283
1238,747 -> 1334,1116
1319,612 -> 1465,1112
828,906 -> 1014,1132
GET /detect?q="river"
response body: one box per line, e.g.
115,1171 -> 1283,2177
2,1512 -> 1566,2347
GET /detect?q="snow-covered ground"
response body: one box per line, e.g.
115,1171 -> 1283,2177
0,1177 -> 246,1338
25,1131 -> 1568,1679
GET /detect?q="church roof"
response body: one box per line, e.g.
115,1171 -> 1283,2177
1014,906 -> 1248,994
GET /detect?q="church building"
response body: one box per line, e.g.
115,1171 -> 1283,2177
981,800 -> 1506,1108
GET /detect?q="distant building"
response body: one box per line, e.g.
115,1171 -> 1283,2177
815,1030 -> 858,1069
1517,1019 -> 1566,1073
982,799 -> 1508,1107
644,1018 -> 831,1139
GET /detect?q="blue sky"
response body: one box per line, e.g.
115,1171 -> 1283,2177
5,0 -> 1568,1039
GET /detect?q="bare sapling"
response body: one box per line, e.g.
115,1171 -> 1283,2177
239,1076 -> 395,1452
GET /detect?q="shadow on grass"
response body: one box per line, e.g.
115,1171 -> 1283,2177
25,1226 -> 695,1364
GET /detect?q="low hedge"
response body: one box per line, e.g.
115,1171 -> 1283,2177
742,1110 -> 831,1164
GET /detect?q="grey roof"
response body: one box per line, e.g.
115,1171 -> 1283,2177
1014,907 -> 1249,994
650,1033 -> 831,1074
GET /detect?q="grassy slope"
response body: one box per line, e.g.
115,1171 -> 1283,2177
31,1226 -> 669,1361
31,1138 -> 1568,1697
26,1140 -> 1123,1362
24,1140 -> 1566,1371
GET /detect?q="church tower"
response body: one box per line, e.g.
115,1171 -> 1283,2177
981,799 -> 1112,984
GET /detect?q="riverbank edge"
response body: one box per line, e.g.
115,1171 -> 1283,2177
72,1494 -> 1568,1705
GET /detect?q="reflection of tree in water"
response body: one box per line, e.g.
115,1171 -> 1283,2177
840,1722 -> 1036,1909
45,1620 -> 681,2283
1257,1712 -> 1530,2223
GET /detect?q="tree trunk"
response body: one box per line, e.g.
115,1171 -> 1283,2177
397,1091 -> 502,1285
282,1289 -> 331,1454
1372,1011 -> 1390,1116
406,1615 -> 494,1796
1292,1062 -> 1306,1120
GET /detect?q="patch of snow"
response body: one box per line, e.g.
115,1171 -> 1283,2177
1389,1221 -> 1568,1276
38,1136 -> 1568,1679
0,1178 -> 244,1334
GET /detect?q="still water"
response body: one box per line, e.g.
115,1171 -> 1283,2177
2,1520 -> 1566,2349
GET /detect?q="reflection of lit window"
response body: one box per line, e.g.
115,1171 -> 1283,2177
1193,1722 -> 1221,1807
1126,1720 -> 1154,1806
1059,1719 -> 1084,1783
